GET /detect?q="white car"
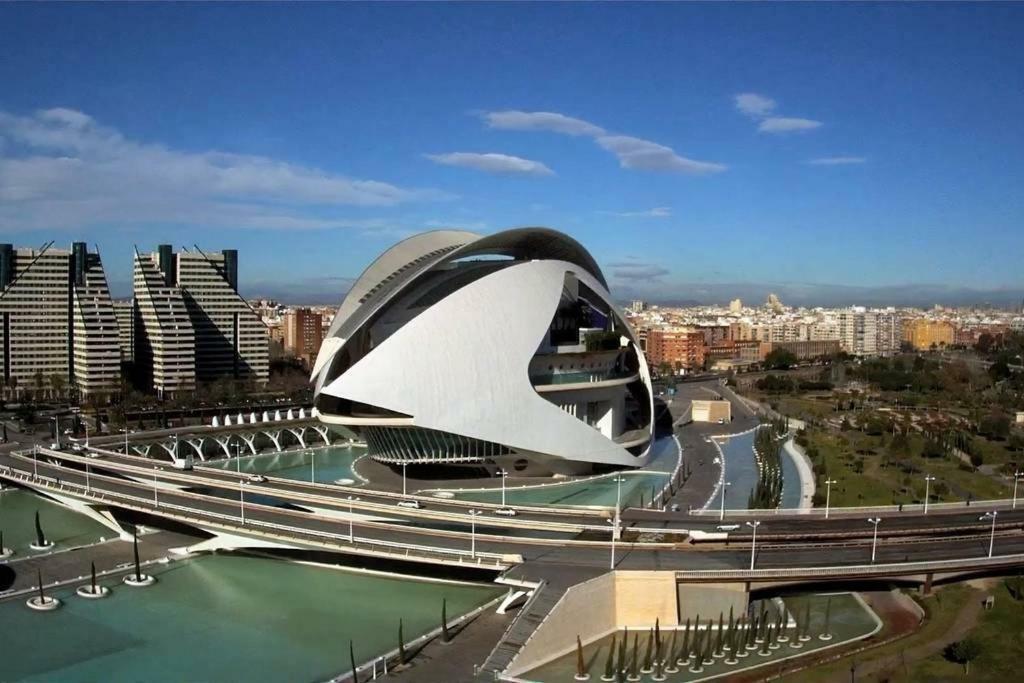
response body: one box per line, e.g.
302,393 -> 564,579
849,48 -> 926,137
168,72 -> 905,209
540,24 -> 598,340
247,474 -> 268,483
716,524 -> 740,531
494,507 -> 518,517
397,500 -> 422,509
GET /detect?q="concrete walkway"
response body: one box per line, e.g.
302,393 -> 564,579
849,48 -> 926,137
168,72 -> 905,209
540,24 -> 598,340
784,437 -> 816,510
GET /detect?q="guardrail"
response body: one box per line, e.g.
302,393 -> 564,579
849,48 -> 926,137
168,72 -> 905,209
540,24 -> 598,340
0,465 -> 512,570
675,551 -> 1024,581
691,496 -> 1024,517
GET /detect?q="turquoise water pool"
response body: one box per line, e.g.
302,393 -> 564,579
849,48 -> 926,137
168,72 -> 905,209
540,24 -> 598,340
207,445 -> 362,485
0,488 -> 111,554
0,553 -> 501,682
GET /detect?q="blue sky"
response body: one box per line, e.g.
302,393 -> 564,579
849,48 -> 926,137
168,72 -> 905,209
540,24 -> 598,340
1,3 -> 1022,305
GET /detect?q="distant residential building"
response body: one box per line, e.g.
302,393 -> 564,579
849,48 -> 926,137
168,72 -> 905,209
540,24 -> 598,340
284,307 -> 324,365
838,307 -> 878,356
628,299 -> 647,315
645,328 -> 705,372
764,339 -> 841,361
706,340 -> 763,364
133,245 -> 269,397
902,319 -> 955,351
728,298 -> 742,314
875,311 -> 902,356
113,300 -> 135,364
692,399 -> 731,423
0,242 -> 121,399
766,293 -> 784,314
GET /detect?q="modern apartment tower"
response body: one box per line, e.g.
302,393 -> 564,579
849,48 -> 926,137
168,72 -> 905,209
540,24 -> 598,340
132,245 -> 269,396
0,242 -> 121,398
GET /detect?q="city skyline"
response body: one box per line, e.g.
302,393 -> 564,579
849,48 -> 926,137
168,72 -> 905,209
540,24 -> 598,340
2,3 -> 1023,306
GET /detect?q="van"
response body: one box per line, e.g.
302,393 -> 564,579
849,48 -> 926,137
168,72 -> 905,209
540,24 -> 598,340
495,508 -> 518,517
397,500 -> 422,510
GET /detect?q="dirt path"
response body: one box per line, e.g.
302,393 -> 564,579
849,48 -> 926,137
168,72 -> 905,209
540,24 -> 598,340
818,587 -> 985,683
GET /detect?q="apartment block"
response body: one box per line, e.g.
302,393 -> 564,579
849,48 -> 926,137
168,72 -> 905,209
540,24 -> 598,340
133,245 -> 268,396
284,307 -> 324,365
902,319 -> 955,351
645,328 -> 706,372
0,242 -> 120,398
838,308 -> 878,356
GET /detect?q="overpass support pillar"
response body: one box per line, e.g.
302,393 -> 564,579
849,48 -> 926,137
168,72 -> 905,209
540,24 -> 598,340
36,488 -> 133,541
287,427 -> 307,449
264,430 -> 283,452
214,435 -> 234,459
312,425 -> 331,446
186,438 -> 206,461
239,433 -> 259,455
922,573 -> 934,595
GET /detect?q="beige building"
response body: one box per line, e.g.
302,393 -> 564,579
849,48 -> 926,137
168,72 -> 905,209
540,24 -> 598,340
903,319 -> 955,350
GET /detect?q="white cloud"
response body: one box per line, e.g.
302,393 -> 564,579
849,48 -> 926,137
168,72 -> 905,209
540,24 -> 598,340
483,110 -> 606,137
606,260 -> 671,280
734,93 -> 777,118
481,109 -> 726,176
601,207 -> 672,218
596,135 -> 726,174
805,156 -> 867,166
0,108 -> 447,231
757,117 -> 823,134
424,152 -> 554,176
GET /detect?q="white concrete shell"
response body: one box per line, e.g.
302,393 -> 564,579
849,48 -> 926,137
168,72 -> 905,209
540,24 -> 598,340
313,228 -> 654,472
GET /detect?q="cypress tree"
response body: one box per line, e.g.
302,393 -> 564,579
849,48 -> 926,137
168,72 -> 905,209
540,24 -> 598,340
36,568 -> 45,603
441,598 -> 450,643
679,619 -> 691,665
349,640 -> 358,683
603,634 -> 617,681
641,629 -> 653,672
90,561 -> 97,593
801,600 -> 812,641
132,529 -> 141,582
714,613 -> 724,656
820,596 -> 833,641
664,629 -> 677,671
576,635 -> 587,680
34,510 -> 46,547
398,619 -> 406,665
629,632 -> 638,680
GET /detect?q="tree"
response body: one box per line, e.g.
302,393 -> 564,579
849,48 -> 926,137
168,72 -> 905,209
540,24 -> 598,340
975,333 -> 996,354
979,413 -> 1011,440
944,638 -> 982,674
989,359 -> 1012,382
765,348 -> 798,370
49,374 -> 66,400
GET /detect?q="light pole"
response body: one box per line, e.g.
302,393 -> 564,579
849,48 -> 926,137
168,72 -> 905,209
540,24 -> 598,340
982,511 -> 998,558
125,427 -> 129,455
402,462 -> 407,497
607,517 -> 619,570
867,517 -> 881,563
719,481 -> 732,521
923,475 -> 936,513
497,468 -> 507,507
310,448 -> 316,483
33,445 -> 38,478
468,509 -> 483,558
1013,471 -> 1023,510
86,461 -> 91,493
235,442 -> 241,477
153,466 -> 158,507
240,480 -> 246,524
348,496 -> 358,542
824,478 -> 838,519
747,520 -> 761,571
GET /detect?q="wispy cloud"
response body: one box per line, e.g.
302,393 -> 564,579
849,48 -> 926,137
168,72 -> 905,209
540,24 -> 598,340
733,94 -> 823,134
0,107 -> 447,231
601,207 -> 672,218
481,109 -> 725,175
483,110 -> 606,137
805,156 -> 867,166
424,152 -> 554,176
734,93 -> 777,118
596,136 -> 726,174
758,117 -> 823,134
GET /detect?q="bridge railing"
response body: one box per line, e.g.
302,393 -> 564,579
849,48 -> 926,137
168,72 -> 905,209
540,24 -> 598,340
675,551 -> 1024,581
690,496 -> 1023,517
0,465 -> 512,570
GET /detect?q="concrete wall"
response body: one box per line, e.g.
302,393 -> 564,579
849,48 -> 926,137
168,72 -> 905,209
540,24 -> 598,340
677,582 -> 749,622
615,571 -> 679,628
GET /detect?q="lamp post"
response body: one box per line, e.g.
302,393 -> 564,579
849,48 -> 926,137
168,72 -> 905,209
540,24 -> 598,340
240,480 -> 246,524
468,509 -> 483,559
125,427 -> 129,455
235,442 -> 241,477
867,518 -> 881,563
719,481 -> 732,521
607,517 -> 620,570
746,520 -> 761,571
824,479 -> 838,519
982,511 -> 998,558
923,475 -> 936,514
86,461 -> 91,493
402,462 -> 407,497
33,445 -> 38,478
310,449 -> 316,483
153,466 -> 158,507
1013,471 -> 1023,510
348,496 -> 358,542
497,468 -> 508,507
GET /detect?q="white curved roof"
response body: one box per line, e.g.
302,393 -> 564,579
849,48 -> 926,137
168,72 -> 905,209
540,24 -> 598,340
319,258 -> 652,467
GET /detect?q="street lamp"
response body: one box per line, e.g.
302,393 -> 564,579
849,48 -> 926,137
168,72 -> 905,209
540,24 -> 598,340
347,495 -> 358,542
402,462 -> 408,497
824,479 -> 838,519
607,517 -> 619,570
867,517 -> 881,563
923,475 -> 936,514
746,520 -> 761,571
240,480 -> 246,524
153,466 -> 159,507
497,468 -> 508,507
982,511 -> 998,558
468,509 -> 483,559
719,481 -> 732,521
1013,471 -> 1023,510
310,448 -> 316,483
235,441 -> 241,477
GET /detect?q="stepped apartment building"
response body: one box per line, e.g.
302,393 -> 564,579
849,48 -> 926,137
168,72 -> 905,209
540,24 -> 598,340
0,242 -> 121,399
133,245 -> 268,396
